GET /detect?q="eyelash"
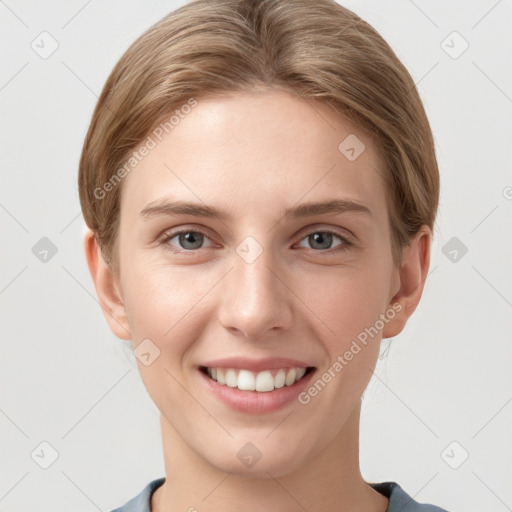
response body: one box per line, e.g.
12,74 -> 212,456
159,227 -> 354,255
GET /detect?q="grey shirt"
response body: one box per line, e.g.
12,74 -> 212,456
110,477 -> 451,511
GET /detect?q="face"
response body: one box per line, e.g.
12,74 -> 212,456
102,89 -> 408,477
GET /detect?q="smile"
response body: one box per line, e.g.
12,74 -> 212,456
200,366 -> 314,392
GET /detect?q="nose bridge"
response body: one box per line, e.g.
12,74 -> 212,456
219,237 -> 292,338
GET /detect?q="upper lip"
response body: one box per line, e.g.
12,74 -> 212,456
200,357 -> 315,373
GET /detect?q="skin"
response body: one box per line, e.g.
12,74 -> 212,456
84,88 -> 431,512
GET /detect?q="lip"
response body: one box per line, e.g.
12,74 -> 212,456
200,357 -> 312,373
197,363 -> 316,414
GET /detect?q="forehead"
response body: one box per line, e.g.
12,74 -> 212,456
119,89 -> 388,223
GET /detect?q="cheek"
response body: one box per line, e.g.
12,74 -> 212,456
119,262 -> 209,408
298,269 -> 389,421
303,261 -> 392,341
120,255 -> 216,355
303,258 -> 393,405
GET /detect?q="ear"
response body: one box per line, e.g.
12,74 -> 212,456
382,225 -> 432,338
83,228 -> 132,340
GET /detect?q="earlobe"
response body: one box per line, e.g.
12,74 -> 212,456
382,225 -> 432,339
83,228 -> 132,340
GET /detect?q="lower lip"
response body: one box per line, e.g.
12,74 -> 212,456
198,368 -> 316,414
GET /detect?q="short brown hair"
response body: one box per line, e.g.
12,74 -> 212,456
78,0 -> 439,274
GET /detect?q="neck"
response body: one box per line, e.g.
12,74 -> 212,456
152,401 -> 388,512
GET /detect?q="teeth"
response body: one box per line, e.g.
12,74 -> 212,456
238,370 -> 256,391
225,369 -> 237,387
285,368 -> 296,386
255,370 -> 274,392
205,366 -> 309,392
274,369 -> 286,389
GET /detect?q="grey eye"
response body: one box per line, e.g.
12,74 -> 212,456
166,230 -> 213,251
297,231 -> 346,251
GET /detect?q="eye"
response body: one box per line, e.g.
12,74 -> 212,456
160,227 -> 353,254
162,229 -> 214,252
296,230 -> 352,252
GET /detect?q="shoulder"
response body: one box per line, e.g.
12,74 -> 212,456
109,477 -> 165,512
370,481 -> 451,512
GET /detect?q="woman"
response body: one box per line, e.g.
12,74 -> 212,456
78,0 -> 448,510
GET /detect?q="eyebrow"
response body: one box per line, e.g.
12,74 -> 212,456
139,198 -> 372,220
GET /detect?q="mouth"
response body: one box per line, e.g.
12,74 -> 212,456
199,365 -> 316,392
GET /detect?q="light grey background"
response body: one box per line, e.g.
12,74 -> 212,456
1,1 -> 511,511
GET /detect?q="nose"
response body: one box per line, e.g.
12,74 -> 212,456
218,246 -> 293,339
